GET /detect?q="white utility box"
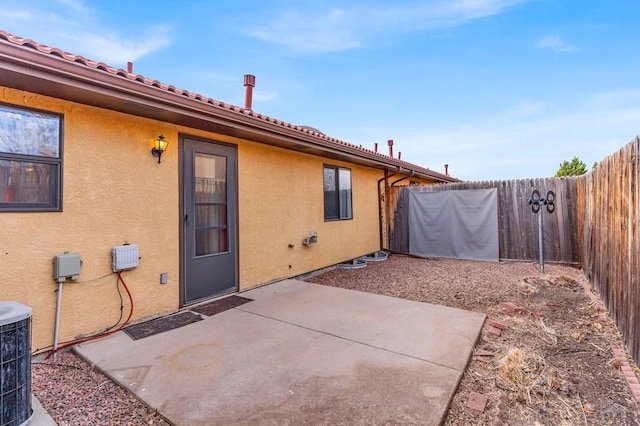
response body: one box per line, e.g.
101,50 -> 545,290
53,252 -> 81,282
112,244 -> 139,271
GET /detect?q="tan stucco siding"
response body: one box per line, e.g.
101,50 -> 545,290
1,87 -> 383,350
237,143 -> 381,289
1,87 -> 181,351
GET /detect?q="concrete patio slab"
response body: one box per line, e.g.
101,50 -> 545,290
240,280 -> 484,371
75,280 -> 485,425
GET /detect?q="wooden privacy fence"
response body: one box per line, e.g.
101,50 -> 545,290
582,137 -> 640,364
388,177 -> 584,263
388,136 -> 640,364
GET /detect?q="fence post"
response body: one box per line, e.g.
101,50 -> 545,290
537,208 -> 544,274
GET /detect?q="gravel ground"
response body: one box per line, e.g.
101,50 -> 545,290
32,352 -> 169,425
31,254 -> 640,425
309,254 -> 640,426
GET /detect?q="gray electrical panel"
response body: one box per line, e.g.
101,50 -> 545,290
53,253 -> 81,282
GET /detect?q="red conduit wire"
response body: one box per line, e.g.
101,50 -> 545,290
45,271 -> 134,360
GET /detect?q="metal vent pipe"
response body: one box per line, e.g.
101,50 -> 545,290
244,74 -> 256,110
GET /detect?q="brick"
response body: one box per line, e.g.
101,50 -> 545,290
488,319 -> 506,330
599,313 -> 608,321
612,348 -> 626,357
622,365 -> 636,377
487,326 -> 502,337
467,392 -> 489,412
502,302 -> 525,313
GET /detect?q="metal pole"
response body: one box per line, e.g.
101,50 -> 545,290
537,208 -> 544,274
53,281 -> 63,359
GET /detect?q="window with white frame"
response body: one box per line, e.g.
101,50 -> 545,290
0,104 -> 63,211
323,164 -> 352,220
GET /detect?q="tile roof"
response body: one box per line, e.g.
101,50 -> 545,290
0,30 -> 454,180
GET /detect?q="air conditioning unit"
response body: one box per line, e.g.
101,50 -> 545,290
0,301 -> 33,426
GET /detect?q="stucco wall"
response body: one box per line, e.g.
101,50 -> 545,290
237,142 -> 381,288
1,87 -> 181,352
1,88 -> 384,350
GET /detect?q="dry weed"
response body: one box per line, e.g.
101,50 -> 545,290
495,347 -> 585,425
519,281 -> 540,294
539,318 -> 559,345
552,276 -> 579,286
496,348 -> 544,403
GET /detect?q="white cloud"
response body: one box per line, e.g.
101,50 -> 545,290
243,0 -> 530,53
343,90 -> 640,181
0,10 -> 32,21
55,0 -> 93,14
65,26 -> 171,64
506,100 -> 552,119
253,90 -> 278,103
0,1 -> 171,65
244,9 -> 360,54
534,35 -> 575,52
448,0 -> 528,19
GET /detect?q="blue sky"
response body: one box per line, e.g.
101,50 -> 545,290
1,0 -> 639,180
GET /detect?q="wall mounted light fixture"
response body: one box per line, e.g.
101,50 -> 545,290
150,135 -> 168,163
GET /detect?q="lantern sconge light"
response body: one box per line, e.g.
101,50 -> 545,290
150,135 -> 169,163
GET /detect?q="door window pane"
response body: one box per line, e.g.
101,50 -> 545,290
194,153 -> 228,256
196,229 -> 228,256
195,205 -> 227,228
195,154 -> 226,203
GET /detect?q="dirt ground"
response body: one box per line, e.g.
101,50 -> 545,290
309,254 -> 640,426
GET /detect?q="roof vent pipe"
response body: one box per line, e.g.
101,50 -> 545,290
388,139 -> 394,158
244,74 -> 256,110
127,62 -> 133,74
445,164 -> 449,176
374,143 -> 378,153
398,152 -> 402,160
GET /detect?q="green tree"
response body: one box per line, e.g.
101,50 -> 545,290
555,157 -> 588,177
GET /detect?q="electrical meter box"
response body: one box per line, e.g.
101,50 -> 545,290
53,252 -> 81,282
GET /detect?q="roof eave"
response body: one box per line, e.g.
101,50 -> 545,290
0,40 -> 458,183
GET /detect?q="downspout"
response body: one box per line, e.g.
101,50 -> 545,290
376,170 -> 389,250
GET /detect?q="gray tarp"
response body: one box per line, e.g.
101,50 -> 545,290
408,188 -> 499,262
